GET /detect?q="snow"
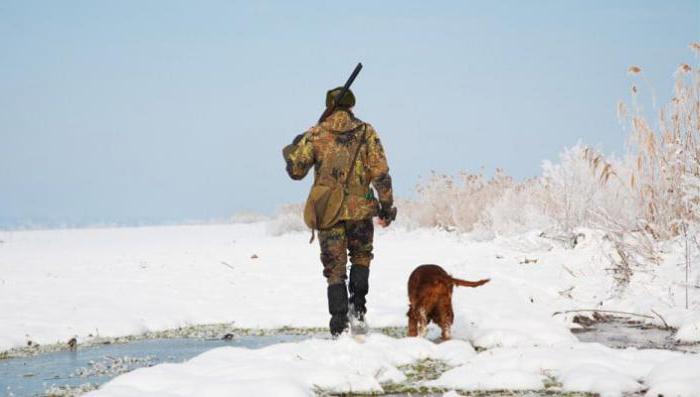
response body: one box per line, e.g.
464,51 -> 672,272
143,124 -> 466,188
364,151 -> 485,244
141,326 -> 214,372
427,344 -> 688,396
646,356 -> 700,397
83,338 -> 699,397
431,366 -> 545,391
1,222 -> 699,396
675,315 -> 700,343
82,334 -> 474,397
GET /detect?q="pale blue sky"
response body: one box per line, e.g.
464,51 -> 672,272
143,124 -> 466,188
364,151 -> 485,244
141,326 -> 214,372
1,1 -> 699,228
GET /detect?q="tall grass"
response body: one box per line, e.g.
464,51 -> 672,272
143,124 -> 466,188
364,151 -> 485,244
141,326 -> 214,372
403,43 -> 700,244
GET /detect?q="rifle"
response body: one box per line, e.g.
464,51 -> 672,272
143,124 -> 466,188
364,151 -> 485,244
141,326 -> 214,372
318,62 -> 363,123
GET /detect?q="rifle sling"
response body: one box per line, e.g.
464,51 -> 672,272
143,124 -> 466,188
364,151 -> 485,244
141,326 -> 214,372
342,124 -> 367,192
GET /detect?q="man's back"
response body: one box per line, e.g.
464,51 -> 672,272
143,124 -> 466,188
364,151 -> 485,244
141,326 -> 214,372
283,109 -> 392,222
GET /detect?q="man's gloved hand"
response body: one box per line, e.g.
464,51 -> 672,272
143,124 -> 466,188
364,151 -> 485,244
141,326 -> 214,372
378,204 -> 397,227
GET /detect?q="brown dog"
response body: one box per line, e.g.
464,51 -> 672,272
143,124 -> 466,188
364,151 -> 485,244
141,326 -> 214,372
407,264 -> 490,340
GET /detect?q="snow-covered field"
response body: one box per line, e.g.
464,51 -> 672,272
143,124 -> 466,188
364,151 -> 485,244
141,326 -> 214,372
1,222 -> 699,396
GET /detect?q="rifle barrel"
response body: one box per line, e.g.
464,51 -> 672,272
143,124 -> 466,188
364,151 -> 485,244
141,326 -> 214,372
318,62 -> 363,123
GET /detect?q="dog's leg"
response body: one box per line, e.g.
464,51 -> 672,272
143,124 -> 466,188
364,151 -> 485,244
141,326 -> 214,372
407,305 -> 418,337
439,323 -> 452,340
417,308 -> 428,337
406,307 -> 418,336
437,299 -> 454,341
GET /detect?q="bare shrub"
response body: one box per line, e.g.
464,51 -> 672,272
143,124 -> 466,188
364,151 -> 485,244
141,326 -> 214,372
266,203 -> 306,236
477,177 -> 553,237
403,43 -> 700,250
410,170 -> 514,233
230,211 -> 268,224
543,145 -> 635,233
391,197 -> 437,229
411,145 -> 637,238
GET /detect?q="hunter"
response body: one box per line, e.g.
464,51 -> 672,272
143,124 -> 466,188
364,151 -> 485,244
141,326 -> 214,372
282,87 -> 396,336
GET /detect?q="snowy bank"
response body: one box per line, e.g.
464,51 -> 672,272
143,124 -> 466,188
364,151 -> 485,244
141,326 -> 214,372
427,343 -> 696,396
84,334 -> 474,397
1,222 -> 698,352
84,335 -> 700,397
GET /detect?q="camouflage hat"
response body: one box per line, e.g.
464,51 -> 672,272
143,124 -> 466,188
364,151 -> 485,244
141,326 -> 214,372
326,86 -> 356,109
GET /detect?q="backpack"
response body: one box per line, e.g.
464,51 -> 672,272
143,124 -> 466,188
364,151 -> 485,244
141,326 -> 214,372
303,124 -> 366,237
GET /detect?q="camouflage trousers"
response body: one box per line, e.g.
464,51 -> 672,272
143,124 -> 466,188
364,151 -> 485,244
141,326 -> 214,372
318,219 -> 374,285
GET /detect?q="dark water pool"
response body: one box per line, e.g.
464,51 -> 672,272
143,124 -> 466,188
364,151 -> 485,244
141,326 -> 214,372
0,334 -> 313,397
572,317 -> 700,353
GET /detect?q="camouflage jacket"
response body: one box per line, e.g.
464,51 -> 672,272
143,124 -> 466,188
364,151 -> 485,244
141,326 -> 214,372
283,109 -> 393,221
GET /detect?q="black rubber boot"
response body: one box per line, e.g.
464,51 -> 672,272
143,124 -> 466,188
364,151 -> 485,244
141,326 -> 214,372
348,265 -> 369,334
327,283 -> 349,337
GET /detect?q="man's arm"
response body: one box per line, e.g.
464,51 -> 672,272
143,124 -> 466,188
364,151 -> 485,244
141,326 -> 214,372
366,126 -> 396,225
282,132 -> 314,180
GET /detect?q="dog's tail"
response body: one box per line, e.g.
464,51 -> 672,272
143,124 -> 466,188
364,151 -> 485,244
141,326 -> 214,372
450,277 -> 490,288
